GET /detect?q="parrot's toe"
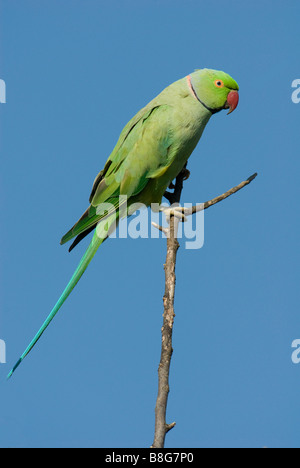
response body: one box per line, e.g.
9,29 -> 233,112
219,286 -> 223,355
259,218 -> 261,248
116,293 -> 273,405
182,169 -> 191,181
160,206 -> 187,223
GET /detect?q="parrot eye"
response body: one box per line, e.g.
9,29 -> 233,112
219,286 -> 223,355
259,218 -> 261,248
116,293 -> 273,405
215,80 -> 224,88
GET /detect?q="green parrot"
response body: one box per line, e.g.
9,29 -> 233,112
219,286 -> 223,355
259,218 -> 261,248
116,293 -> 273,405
7,68 -> 239,379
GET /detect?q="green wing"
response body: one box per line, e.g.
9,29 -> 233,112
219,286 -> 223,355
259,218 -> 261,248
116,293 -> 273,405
61,103 -> 174,247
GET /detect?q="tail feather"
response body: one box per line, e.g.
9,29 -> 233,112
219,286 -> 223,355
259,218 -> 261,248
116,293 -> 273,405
7,215 -> 117,380
68,225 -> 95,252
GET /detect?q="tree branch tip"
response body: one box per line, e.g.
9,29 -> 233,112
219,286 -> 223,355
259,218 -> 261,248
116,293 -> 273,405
166,422 -> 176,433
247,172 -> 258,183
151,222 -> 169,236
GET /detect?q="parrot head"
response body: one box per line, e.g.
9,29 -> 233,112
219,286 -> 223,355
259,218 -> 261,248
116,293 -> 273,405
189,69 -> 239,115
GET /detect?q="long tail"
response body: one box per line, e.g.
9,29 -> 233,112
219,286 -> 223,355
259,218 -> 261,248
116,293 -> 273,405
7,215 -> 116,380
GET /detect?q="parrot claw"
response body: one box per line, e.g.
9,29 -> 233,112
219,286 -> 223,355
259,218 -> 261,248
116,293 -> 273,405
160,205 -> 187,223
182,168 -> 191,181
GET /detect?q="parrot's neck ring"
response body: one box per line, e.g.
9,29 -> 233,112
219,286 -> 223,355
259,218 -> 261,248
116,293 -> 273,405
187,75 -> 223,115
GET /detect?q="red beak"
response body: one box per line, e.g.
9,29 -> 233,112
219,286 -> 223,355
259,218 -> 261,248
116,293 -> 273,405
226,90 -> 239,115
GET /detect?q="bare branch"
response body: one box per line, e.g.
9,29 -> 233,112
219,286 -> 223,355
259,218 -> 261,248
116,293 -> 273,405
152,170 -> 185,449
152,170 -> 258,448
188,172 -> 258,215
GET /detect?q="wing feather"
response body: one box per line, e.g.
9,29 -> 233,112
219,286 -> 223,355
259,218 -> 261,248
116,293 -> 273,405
61,103 -> 174,248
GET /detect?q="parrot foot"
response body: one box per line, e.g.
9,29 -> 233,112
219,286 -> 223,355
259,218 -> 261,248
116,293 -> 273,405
160,205 -> 187,223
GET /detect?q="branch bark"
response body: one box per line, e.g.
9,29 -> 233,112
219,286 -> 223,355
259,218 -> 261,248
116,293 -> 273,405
151,171 -> 258,448
152,170 -> 186,449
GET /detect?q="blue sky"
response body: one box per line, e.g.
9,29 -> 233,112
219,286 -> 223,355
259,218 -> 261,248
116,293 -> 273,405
0,0 -> 299,448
